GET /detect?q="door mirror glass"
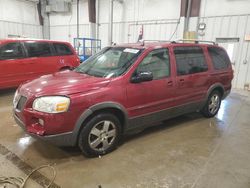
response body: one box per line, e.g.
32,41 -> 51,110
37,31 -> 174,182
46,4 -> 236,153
131,71 -> 153,83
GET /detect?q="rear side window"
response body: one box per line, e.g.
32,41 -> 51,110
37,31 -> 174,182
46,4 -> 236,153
53,43 -> 73,56
0,42 -> 25,60
24,42 -> 52,57
208,47 -> 230,70
174,46 -> 208,75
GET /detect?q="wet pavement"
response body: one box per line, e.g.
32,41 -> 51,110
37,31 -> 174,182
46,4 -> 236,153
0,88 -> 250,188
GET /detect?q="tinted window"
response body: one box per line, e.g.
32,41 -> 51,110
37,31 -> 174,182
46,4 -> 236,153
208,47 -> 230,70
174,46 -> 208,75
136,48 -> 170,79
0,42 -> 25,60
24,42 -> 52,57
53,43 -> 73,55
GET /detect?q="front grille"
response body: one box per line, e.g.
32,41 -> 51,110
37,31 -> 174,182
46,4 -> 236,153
16,96 -> 27,111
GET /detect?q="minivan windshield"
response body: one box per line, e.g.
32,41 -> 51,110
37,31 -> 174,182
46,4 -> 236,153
74,47 -> 143,78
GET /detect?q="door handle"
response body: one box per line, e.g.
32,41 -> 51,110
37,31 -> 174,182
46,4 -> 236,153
167,80 -> 173,86
179,78 -> 185,86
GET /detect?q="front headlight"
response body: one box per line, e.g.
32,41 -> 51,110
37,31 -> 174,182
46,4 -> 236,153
13,89 -> 20,107
33,96 -> 70,113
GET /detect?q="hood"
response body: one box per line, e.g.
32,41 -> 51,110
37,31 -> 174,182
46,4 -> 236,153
20,70 -> 111,96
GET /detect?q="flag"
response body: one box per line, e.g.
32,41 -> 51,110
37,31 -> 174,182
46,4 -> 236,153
137,25 -> 143,42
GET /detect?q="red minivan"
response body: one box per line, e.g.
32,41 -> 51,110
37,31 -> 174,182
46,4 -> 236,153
0,38 -> 80,89
13,40 -> 233,157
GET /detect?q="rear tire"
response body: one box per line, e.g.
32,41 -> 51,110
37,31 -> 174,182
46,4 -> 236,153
201,90 -> 221,118
78,113 -> 122,157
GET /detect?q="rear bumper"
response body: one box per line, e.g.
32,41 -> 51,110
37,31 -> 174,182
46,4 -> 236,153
14,114 -> 76,146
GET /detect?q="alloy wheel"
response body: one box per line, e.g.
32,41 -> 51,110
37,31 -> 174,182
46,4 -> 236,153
208,94 -> 220,114
88,120 -> 117,151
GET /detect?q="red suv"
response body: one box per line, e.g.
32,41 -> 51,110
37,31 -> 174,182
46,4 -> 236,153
0,39 -> 80,89
13,41 -> 233,157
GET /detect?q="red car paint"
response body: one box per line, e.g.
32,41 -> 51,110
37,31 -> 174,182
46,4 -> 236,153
0,38 -> 80,89
13,42 -> 233,146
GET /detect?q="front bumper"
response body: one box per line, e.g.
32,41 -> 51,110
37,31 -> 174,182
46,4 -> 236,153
14,114 -> 76,146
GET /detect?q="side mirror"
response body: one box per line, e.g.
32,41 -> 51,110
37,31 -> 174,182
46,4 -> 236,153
131,71 -> 153,83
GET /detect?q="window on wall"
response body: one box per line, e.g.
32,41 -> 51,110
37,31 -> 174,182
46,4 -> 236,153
53,43 -> 73,56
0,42 -> 25,60
136,48 -> 170,79
208,47 -> 230,70
24,42 -> 52,57
174,46 -> 208,75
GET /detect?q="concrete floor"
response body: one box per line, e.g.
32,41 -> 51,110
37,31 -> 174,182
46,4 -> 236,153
0,89 -> 250,188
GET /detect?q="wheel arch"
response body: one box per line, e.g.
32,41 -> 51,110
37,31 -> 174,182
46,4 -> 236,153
201,83 -> 224,118
72,102 -> 129,145
59,66 -> 71,71
206,83 -> 225,100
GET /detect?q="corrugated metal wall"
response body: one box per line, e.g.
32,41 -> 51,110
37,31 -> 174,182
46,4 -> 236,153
97,19 -> 181,46
50,24 -> 90,43
0,20 -> 43,39
199,14 -> 250,89
49,19 -> 182,47
0,0 -> 43,39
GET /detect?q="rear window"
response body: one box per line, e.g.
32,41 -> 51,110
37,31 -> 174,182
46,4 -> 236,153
53,43 -> 73,56
174,46 -> 208,75
0,42 -> 25,60
208,47 -> 230,70
24,42 -> 53,57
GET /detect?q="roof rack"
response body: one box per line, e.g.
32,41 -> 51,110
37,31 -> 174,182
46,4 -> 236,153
138,39 -> 217,46
172,39 -> 217,45
140,39 -> 171,46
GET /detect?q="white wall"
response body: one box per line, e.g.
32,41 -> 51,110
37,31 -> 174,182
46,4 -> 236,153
0,0 -> 43,39
99,0 -> 180,23
50,0 -> 250,46
99,0 -> 182,46
49,0 -> 182,46
200,0 -> 250,17
49,0 -> 90,43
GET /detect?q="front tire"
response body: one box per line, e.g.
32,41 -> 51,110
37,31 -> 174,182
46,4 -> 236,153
78,113 -> 121,157
201,90 -> 221,118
